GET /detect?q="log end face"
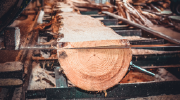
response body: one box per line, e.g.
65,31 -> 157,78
57,40 -> 132,91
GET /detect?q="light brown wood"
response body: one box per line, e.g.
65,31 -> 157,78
0,79 -> 23,86
142,11 -> 161,20
117,3 -> 127,18
150,3 -> 161,12
57,40 -> 132,91
0,61 -> 23,72
57,13 -> 132,91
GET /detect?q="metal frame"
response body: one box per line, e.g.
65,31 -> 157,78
25,10 -> 180,100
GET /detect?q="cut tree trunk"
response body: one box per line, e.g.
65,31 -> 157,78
57,12 -> 132,91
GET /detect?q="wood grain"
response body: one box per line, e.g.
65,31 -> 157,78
57,13 -> 132,91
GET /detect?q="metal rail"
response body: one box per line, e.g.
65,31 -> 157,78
102,11 -> 180,44
26,81 -> 180,99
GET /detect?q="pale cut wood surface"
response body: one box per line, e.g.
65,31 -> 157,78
0,79 -> 23,86
58,40 -> 132,91
58,13 -> 126,42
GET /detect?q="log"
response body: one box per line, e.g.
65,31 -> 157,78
57,13 -> 132,91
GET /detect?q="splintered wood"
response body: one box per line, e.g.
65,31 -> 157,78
57,13 -> 132,91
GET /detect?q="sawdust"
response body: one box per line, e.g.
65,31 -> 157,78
120,71 -> 155,83
28,62 -> 56,90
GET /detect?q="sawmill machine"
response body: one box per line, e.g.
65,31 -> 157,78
0,0 -> 180,100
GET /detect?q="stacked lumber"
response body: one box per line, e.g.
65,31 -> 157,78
65,0 -> 115,12
130,0 -> 174,27
0,62 -> 23,86
132,0 -> 171,11
116,1 -> 154,27
115,0 -> 175,27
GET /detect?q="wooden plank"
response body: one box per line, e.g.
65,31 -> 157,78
107,25 -> 129,30
169,16 -> 180,22
0,61 -> 23,72
0,79 -> 23,86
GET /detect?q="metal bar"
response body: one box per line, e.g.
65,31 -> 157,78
21,44 -> 180,51
62,44 -> 180,50
44,81 -> 180,100
131,44 -> 180,51
130,62 -> 155,76
54,66 -> 68,88
131,44 -> 180,47
132,52 -> 180,66
102,11 -> 180,44
115,29 -> 142,36
90,14 -> 109,19
80,10 -> 99,15
141,65 -> 180,69
63,45 -> 130,49
100,19 -> 118,26
25,89 -> 46,99
20,46 -> 56,50
129,39 -> 164,45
